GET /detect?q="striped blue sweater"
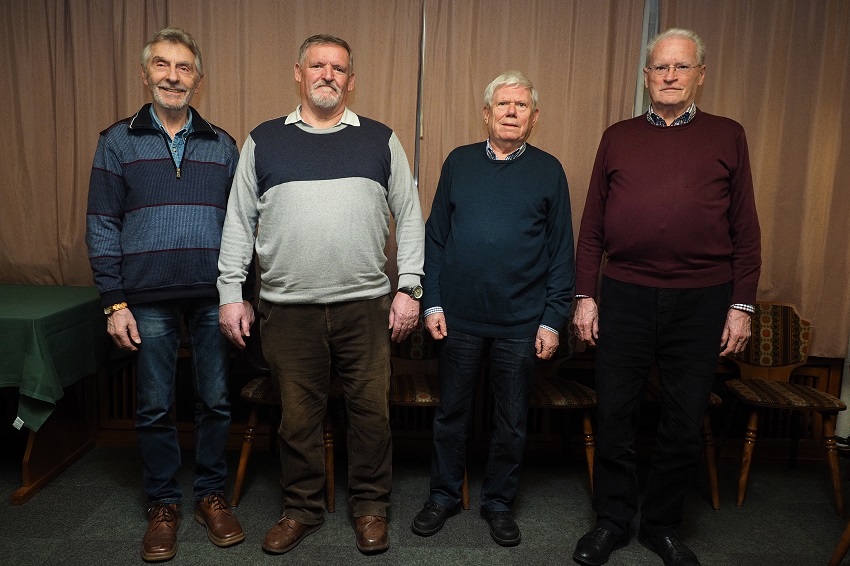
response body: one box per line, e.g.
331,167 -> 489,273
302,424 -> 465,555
86,104 -> 242,307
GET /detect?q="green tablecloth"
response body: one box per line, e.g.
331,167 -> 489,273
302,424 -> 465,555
0,285 -> 106,432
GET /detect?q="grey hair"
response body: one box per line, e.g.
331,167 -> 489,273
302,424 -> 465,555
646,28 -> 706,65
483,71 -> 538,110
298,34 -> 354,74
141,27 -> 204,77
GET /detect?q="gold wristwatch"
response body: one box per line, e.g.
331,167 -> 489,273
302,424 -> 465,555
103,301 -> 128,316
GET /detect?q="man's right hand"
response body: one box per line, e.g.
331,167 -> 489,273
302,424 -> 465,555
107,308 -> 141,351
219,301 -> 254,349
424,312 -> 448,340
572,297 -> 599,346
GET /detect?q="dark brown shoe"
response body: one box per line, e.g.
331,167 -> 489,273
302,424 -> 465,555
355,515 -> 389,554
194,493 -> 245,547
262,516 -> 322,554
141,503 -> 180,562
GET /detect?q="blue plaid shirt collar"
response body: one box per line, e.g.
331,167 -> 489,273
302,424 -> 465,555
646,102 -> 697,127
485,139 -> 526,160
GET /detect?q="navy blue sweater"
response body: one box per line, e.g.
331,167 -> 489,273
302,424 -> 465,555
423,142 -> 575,338
86,104 -> 243,307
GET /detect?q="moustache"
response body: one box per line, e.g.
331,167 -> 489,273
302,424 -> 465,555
312,81 -> 341,94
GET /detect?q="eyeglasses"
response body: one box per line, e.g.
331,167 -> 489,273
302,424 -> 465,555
646,64 -> 703,76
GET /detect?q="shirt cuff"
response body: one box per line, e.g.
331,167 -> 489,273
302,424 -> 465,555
424,306 -> 443,317
539,324 -> 559,336
730,303 -> 755,314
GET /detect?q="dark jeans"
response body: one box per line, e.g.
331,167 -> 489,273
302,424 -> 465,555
429,330 -> 536,513
133,298 -> 231,504
259,295 -> 392,523
592,277 -> 731,537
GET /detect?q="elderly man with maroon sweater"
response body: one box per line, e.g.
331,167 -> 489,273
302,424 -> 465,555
571,29 -> 761,566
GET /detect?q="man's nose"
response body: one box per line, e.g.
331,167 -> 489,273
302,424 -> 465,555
166,65 -> 179,82
321,64 -> 335,80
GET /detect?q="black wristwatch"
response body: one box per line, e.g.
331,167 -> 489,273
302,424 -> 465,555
398,285 -> 423,300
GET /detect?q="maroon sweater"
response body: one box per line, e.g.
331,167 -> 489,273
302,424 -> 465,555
575,111 -> 761,305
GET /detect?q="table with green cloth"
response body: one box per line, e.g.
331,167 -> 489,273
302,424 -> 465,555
0,284 -> 107,503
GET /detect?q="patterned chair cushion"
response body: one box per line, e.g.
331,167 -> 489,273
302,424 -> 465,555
390,373 -> 441,405
727,378 -> 846,411
239,376 -> 280,405
530,378 -> 597,409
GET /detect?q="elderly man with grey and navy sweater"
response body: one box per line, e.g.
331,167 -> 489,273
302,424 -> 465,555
217,34 -> 424,556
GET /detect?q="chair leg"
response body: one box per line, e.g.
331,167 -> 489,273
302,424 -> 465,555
829,517 -> 850,566
737,410 -> 759,507
231,406 -> 259,507
701,413 -> 720,510
323,413 -> 335,513
822,412 -> 845,517
582,410 -> 595,494
461,468 -> 470,511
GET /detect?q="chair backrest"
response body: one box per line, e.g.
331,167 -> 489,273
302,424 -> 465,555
732,302 -> 813,381
391,325 -> 438,375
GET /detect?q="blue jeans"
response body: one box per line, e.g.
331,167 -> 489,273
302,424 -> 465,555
132,298 -> 231,504
429,330 -> 536,513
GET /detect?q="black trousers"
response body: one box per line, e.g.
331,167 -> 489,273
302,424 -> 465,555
592,277 -> 731,537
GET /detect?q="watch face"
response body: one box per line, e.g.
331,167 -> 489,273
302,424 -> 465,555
412,285 -> 423,299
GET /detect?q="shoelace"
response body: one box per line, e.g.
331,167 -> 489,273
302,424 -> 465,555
149,504 -> 177,525
205,494 -> 228,512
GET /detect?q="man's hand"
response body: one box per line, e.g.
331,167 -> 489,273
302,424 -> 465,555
219,300 -> 256,349
535,327 -> 559,360
424,312 -> 448,340
572,297 -> 599,346
389,293 -> 420,343
720,308 -> 752,357
107,308 -> 141,351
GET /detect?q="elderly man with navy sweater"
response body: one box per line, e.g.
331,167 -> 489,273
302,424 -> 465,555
86,28 -> 248,562
411,71 -> 575,547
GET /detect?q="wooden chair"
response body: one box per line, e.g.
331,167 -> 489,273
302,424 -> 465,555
389,325 -> 470,510
725,302 -> 846,516
527,337 -> 597,493
229,336 -> 337,511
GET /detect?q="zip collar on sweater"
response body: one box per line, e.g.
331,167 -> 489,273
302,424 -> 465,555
128,103 -> 218,137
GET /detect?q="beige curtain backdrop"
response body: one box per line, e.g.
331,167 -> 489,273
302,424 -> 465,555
1,0 -> 849,358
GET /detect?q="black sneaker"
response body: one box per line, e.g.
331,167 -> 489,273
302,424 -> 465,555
411,501 -> 455,536
483,510 -> 520,546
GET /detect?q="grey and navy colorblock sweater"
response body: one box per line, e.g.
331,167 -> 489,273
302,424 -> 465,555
217,109 -> 424,306
86,104 -> 241,307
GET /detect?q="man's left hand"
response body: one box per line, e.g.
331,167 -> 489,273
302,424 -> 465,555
536,327 -> 560,360
389,292 -> 420,343
720,308 -> 752,357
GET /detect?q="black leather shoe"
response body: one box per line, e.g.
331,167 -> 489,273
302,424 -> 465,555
573,527 -> 629,565
483,510 -> 520,546
637,528 -> 701,566
411,501 -> 455,536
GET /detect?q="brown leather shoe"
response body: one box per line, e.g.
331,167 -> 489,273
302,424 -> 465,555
355,515 -> 389,553
194,493 -> 245,547
262,516 -> 322,554
140,503 -> 180,562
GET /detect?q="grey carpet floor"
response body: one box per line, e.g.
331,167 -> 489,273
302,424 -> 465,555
0,443 -> 847,565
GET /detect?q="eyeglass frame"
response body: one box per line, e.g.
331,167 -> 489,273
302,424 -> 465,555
645,64 -> 704,76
